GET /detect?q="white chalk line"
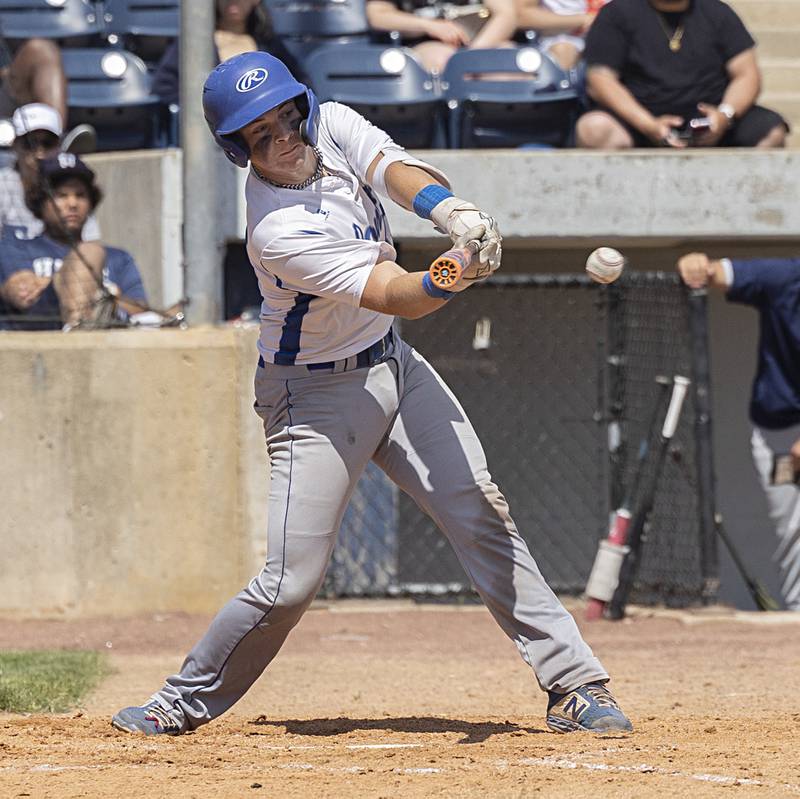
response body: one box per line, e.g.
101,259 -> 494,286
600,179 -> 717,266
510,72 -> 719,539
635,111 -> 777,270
519,756 -> 800,793
4,744 -> 799,792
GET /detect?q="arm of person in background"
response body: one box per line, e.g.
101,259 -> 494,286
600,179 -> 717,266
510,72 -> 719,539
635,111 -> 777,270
52,241 -> 107,326
515,0 -> 593,36
469,0 -> 518,49
694,49 -> 761,147
0,269 -> 51,309
0,236 -> 51,309
365,0 -> 470,47
587,65 -> 687,147
675,252 -> 732,290
105,248 -> 149,316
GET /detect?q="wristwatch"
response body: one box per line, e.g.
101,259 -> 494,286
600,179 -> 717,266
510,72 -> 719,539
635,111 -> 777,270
718,103 -> 736,124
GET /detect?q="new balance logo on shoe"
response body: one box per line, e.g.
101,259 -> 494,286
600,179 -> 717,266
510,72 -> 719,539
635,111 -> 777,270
546,682 -> 633,733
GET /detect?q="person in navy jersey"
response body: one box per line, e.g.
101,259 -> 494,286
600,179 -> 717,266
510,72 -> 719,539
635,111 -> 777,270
0,153 -> 146,331
677,252 -> 800,610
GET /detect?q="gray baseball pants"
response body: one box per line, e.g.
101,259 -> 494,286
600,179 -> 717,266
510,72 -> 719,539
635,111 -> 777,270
152,334 -> 608,731
751,425 -> 800,610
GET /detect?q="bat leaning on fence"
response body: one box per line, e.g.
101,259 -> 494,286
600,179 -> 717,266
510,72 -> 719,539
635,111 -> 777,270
584,375 -> 673,621
605,375 -> 691,620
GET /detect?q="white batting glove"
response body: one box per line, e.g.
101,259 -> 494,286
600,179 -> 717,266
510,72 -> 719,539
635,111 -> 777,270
430,196 -> 502,273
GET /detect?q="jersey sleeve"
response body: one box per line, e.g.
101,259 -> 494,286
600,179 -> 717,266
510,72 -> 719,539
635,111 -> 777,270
0,236 -> 32,280
727,258 -> 800,308
321,102 -> 397,184
715,1 -> 755,62
254,214 -> 391,307
584,2 -> 628,73
107,248 -> 148,303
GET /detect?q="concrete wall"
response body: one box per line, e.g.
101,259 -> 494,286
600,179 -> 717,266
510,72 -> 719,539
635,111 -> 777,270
0,327 -> 267,618
225,149 -> 800,245
85,149 -> 184,311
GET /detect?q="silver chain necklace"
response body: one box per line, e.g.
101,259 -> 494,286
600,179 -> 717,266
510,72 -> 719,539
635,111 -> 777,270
253,146 -> 324,190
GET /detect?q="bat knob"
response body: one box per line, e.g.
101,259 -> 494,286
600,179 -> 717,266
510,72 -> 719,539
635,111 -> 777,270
430,257 -> 461,289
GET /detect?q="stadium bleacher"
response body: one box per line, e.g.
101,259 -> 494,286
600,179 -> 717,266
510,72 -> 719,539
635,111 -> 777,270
0,0 -> 794,152
304,44 -> 445,149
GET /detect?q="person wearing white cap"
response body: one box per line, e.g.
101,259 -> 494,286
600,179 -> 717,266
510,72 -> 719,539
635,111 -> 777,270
0,102 -> 99,242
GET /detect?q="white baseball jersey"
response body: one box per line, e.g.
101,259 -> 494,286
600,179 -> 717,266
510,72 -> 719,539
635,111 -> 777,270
245,102 -> 446,365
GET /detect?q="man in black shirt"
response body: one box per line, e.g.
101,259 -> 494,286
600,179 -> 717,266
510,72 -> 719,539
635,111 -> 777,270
575,0 -> 787,149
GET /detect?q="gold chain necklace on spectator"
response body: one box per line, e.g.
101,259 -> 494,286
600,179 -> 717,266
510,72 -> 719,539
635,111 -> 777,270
657,13 -> 685,52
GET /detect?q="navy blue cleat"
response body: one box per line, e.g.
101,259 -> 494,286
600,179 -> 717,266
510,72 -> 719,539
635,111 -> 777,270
111,702 -> 184,736
546,682 -> 633,733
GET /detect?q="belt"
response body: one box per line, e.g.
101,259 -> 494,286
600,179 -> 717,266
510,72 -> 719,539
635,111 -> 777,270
258,328 -> 394,373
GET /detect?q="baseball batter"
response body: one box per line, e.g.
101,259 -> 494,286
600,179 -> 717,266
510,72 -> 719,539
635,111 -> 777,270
111,52 -> 632,736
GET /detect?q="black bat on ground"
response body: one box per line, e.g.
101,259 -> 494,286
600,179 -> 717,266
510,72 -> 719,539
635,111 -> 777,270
714,513 -> 780,612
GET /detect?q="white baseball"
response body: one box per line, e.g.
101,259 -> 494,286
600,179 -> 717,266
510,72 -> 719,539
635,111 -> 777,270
585,247 -> 626,284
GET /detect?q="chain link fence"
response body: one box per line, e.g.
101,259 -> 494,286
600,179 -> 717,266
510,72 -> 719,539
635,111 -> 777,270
322,271 -> 717,607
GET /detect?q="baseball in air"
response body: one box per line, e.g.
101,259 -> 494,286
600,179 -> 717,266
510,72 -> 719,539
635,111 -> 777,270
585,247 -> 626,284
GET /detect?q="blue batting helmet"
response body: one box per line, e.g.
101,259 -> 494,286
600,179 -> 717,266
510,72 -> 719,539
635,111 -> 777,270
202,52 -> 320,168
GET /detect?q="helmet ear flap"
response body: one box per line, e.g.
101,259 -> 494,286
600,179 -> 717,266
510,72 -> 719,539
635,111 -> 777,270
296,88 -> 320,146
216,132 -> 249,167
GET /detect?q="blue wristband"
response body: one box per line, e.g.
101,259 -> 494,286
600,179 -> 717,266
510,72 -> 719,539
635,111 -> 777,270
422,272 -> 455,300
412,185 -> 453,220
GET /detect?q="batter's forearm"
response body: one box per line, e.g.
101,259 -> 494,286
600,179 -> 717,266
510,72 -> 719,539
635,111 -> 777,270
381,161 -> 449,211
361,260 -> 449,319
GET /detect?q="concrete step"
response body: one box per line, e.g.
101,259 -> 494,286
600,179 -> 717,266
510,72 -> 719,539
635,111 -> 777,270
753,29 -> 800,59
759,59 -> 800,92
730,0 -> 800,29
760,92 -> 800,141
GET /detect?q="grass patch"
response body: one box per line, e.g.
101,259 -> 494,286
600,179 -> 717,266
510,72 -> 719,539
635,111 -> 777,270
0,650 -> 110,713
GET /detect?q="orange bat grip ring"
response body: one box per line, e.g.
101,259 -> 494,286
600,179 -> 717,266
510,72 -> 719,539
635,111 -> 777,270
429,247 -> 471,290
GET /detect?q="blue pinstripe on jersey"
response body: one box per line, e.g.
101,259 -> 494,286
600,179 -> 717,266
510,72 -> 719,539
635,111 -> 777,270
274,292 -> 314,365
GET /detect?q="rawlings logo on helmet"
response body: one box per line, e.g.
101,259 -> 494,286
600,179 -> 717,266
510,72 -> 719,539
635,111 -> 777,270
236,68 -> 268,93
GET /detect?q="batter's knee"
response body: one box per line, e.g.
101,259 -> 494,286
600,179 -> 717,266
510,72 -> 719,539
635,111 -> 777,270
250,567 -> 324,626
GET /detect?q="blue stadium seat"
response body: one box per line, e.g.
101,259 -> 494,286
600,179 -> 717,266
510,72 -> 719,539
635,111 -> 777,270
0,0 -> 103,41
62,47 -> 159,150
305,43 -> 444,149
102,0 -> 179,38
101,0 -> 179,64
262,0 -> 371,77
442,47 -> 581,148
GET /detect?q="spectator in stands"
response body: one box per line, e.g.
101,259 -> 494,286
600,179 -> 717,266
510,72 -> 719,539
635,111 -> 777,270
576,0 -> 788,149
676,251 -> 800,611
152,0 -> 278,107
366,0 -> 518,75
0,103 -> 100,242
0,154 -> 146,331
0,34 -> 67,130
515,0 -> 606,71
0,29 -> 94,154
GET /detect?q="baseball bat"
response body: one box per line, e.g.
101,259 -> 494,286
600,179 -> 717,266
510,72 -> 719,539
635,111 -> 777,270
714,513 -> 780,612
606,375 -> 691,620
584,375 -> 673,620
428,240 -> 480,290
